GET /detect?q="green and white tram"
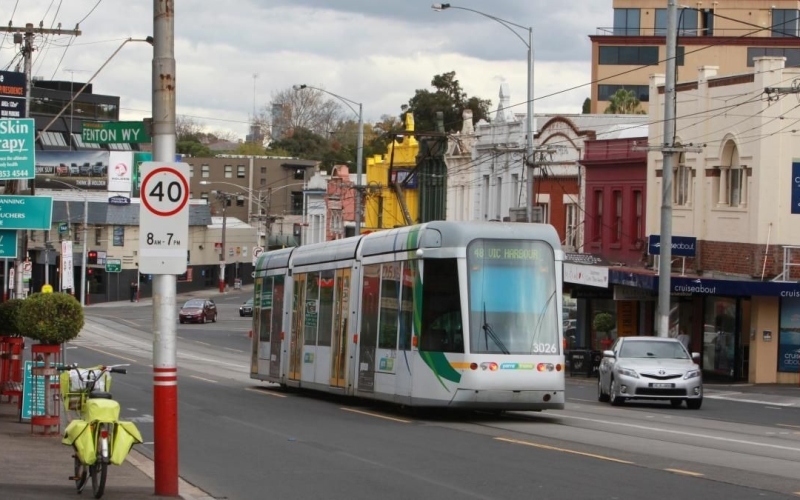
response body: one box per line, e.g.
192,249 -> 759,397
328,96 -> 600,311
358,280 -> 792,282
250,221 -> 566,410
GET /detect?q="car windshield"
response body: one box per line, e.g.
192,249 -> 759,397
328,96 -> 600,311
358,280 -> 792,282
244,299 -> 253,306
183,300 -> 204,308
619,340 -> 688,359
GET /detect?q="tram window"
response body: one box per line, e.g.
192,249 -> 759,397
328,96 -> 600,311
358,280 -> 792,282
317,270 -> 335,347
305,272 -> 320,345
259,276 -> 272,343
271,275 -> 284,339
399,262 -> 417,351
421,259 -> 464,353
379,263 -> 401,349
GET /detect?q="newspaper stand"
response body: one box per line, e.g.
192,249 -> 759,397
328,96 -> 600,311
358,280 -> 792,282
0,337 -> 24,409
29,344 -> 62,435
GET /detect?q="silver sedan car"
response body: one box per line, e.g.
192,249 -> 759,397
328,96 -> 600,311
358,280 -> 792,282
597,336 -> 703,409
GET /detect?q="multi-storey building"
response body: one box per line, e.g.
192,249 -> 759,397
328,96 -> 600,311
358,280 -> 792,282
590,1 -> 800,113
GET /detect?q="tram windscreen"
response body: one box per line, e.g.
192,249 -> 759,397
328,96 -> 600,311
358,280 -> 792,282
467,239 -> 559,355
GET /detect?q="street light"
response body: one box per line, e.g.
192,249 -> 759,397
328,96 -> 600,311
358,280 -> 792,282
44,179 -> 88,307
431,3 -> 536,222
292,84 -> 364,233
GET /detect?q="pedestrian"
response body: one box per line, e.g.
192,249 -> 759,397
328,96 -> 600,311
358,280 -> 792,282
677,328 -> 690,351
130,281 -> 137,302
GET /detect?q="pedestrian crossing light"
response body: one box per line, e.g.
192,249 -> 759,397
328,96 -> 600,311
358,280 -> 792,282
87,250 -> 98,265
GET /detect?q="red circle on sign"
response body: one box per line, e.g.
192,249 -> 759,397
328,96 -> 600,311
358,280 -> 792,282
141,166 -> 190,217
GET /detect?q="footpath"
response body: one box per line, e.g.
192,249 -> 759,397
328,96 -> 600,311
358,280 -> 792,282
0,287 -> 244,499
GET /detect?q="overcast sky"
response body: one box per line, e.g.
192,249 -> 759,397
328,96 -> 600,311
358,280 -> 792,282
3,0 -> 610,137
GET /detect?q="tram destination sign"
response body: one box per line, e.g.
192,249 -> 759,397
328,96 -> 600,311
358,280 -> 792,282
82,121 -> 151,144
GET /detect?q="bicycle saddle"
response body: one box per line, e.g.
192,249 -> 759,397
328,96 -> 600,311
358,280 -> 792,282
88,391 -> 113,400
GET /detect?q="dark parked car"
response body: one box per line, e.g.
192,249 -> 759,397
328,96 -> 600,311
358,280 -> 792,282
79,162 -> 93,176
92,161 -> 107,176
179,299 -> 217,324
239,298 -> 253,317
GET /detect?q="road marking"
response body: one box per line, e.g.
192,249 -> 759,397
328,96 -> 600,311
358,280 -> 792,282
568,398 -> 596,403
777,424 -> 800,430
224,347 -> 245,353
90,314 -> 139,328
555,414 -> 800,452
764,406 -> 783,410
190,375 -> 218,384
340,408 -> 411,423
496,437 -> 634,464
245,387 -> 287,398
665,468 -> 704,477
79,345 -> 139,363
705,393 -> 795,407
196,341 -> 213,347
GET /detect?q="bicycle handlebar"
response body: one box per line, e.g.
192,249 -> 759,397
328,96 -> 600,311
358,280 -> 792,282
110,367 -> 127,374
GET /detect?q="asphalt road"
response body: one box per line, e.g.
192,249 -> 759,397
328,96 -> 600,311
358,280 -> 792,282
74,292 -> 800,500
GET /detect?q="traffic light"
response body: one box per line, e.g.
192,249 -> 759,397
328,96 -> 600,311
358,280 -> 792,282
87,250 -> 98,265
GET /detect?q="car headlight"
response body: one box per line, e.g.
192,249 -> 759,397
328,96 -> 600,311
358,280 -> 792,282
683,369 -> 701,380
617,367 -> 639,379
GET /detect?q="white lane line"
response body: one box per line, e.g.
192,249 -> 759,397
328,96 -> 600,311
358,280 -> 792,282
705,393 -> 795,407
190,375 -> 218,384
665,468 -> 704,477
340,407 -> 412,423
765,407 -> 783,410
224,347 -> 245,353
555,414 -> 800,453
245,387 -> 287,398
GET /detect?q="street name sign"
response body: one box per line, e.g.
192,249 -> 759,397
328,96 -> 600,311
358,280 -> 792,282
138,162 -> 189,274
82,121 -> 151,144
0,229 -> 17,258
105,258 -> 122,273
0,118 -> 35,179
0,196 -> 52,229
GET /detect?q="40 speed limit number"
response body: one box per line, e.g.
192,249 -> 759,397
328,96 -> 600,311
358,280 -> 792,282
138,162 -> 190,274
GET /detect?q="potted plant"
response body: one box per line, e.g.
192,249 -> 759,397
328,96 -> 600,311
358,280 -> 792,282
17,292 -> 84,345
593,312 -> 615,351
0,298 -> 24,336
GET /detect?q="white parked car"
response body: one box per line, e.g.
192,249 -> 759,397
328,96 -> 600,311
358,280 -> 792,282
597,336 -> 703,409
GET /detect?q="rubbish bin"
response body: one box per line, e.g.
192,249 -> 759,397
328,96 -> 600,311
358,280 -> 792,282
569,350 -> 591,377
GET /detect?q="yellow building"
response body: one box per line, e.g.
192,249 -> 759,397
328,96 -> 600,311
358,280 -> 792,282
590,1 -> 800,113
363,113 -> 420,231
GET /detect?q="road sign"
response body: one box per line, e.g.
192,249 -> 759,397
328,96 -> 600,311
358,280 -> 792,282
105,258 -> 122,273
58,222 -> 69,234
0,195 -> 53,230
22,260 -> 31,283
138,162 -> 189,274
647,234 -> 697,257
8,267 -> 13,289
252,246 -> 264,266
0,229 -> 17,258
82,121 -> 151,144
0,118 -> 36,180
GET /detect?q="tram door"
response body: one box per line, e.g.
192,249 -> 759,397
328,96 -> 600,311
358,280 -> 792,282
330,269 -> 350,388
289,274 -> 306,381
357,265 -> 380,392
269,275 -> 285,378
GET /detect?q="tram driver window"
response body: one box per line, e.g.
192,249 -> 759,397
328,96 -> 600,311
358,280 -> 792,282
421,259 -> 464,353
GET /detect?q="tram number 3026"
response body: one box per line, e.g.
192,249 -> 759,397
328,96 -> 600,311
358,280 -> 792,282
531,343 -> 558,354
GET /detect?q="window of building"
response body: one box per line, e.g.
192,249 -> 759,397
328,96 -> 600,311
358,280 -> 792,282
201,165 -> 210,178
565,203 -> 578,250
200,191 -> 209,202
772,9 -> 800,37
633,190 -> 643,243
260,178 -> 266,187
655,8 -> 699,36
237,165 -> 246,178
613,191 -> 623,243
534,202 -> 549,224
236,195 -> 245,207
294,168 -> 305,180
290,191 -> 303,215
594,190 -> 603,242
113,226 -> 124,246
224,165 -> 233,178
674,160 -> 691,206
700,9 -> 714,36
95,228 -> 102,245
495,176 -> 502,220
747,47 -> 800,67
599,46 -> 658,65
482,175 -> 490,220
511,173 -> 520,206
598,84 -> 650,102
189,164 -> 194,178
260,166 -> 266,174
613,8 -> 640,36
40,131 -> 68,147
716,141 -> 746,208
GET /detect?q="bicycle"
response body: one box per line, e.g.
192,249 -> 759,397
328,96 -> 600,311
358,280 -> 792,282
58,364 -> 143,499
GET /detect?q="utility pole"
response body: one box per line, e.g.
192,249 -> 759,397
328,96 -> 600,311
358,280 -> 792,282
3,22 -> 80,297
151,0 -> 179,495
216,192 -> 228,293
633,0 -> 701,338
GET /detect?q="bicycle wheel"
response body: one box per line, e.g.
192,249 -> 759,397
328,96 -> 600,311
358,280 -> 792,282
73,456 -> 88,492
90,460 -> 107,499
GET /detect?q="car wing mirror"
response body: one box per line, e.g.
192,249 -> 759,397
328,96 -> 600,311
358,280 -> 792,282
691,352 -> 700,360
602,350 -> 615,358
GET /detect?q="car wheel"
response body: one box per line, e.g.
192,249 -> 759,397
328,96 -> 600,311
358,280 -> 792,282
239,312 -> 244,317
609,378 -> 625,406
670,399 -> 683,408
179,319 -> 184,324
686,398 -> 702,410
212,313 -> 217,323
202,313 -> 207,324
597,377 -> 610,402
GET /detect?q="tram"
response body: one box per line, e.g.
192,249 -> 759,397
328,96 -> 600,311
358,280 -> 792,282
250,221 -> 566,410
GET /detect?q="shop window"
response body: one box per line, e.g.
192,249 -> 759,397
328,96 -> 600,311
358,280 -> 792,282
778,297 -> 800,373
703,296 -> 736,376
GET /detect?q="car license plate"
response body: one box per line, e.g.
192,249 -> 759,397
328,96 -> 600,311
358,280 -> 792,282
651,383 -> 674,388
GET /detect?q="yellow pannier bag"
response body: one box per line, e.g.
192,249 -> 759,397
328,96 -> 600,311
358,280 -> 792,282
84,398 -> 120,423
110,421 -> 143,465
62,419 -> 96,465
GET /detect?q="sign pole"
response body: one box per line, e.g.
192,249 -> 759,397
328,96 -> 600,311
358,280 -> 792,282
151,1 -> 179,495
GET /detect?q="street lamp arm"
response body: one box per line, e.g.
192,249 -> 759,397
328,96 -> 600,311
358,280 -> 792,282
294,84 -> 361,118
432,4 -> 530,46
36,36 -> 154,142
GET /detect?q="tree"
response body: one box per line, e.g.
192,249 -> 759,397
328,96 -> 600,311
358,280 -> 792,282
268,87 -> 343,137
271,127 -> 331,161
235,142 -> 266,156
604,89 -> 646,115
18,292 -> 84,344
177,139 -> 211,157
405,71 -> 491,133
582,98 -> 591,114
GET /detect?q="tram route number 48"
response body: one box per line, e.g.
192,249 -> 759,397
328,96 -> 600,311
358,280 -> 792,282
138,162 -> 190,275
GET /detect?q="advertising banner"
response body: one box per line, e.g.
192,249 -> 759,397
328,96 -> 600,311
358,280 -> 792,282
35,150 -> 109,190
779,297 -> 800,372
0,70 -> 26,118
107,151 -> 133,193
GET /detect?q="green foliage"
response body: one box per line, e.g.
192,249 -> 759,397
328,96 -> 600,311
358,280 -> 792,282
0,298 -> 24,336
235,142 -> 267,156
582,97 -> 591,114
604,89 -> 646,115
593,312 -> 615,334
17,293 -> 84,344
405,71 -> 491,133
272,127 -> 331,161
177,139 -> 212,157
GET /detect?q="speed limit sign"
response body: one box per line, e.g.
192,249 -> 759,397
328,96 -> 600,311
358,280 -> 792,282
138,162 -> 190,274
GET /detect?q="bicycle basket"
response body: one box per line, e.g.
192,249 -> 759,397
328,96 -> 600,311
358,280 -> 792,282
59,367 -> 112,412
